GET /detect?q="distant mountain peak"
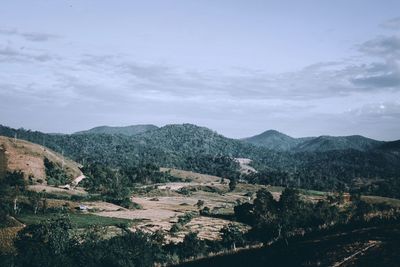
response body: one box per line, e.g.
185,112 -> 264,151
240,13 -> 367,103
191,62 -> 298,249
259,129 -> 292,137
243,129 -> 382,152
243,129 -> 298,151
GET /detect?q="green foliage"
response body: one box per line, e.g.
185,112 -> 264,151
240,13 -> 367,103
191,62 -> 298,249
177,212 -> 196,225
199,206 -> 211,216
220,223 -> 244,250
177,232 -> 206,260
235,188 -> 341,243
1,124 -> 400,198
0,171 -> 25,224
170,212 -> 197,234
196,200 -> 205,209
229,177 -> 237,191
16,213 -> 133,228
15,215 -> 74,267
82,163 -> 177,199
13,215 -> 165,267
170,223 -> 183,234
235,187 -> 398,246
44,157 -> 69,186
75,124 -> 158,136
74,230 -> 166,267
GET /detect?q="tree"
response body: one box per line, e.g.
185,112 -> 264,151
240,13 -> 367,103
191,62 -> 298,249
234,202 -> 254,225
220,223 -> 244,250
29,193 -> 42,214
229,178 -> 237,191
0,171 -> 25,220
179,232 -> 206,260
15,215 -> 74,267
253,188 -> 277,217
196,200 -> 205,209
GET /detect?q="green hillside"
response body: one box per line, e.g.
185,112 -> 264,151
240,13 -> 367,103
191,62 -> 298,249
74,124 -> 158,136
242,130 -> 302,151
1,124 -> 400,197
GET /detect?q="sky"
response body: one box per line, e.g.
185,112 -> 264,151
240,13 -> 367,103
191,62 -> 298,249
1,0 -> 400,140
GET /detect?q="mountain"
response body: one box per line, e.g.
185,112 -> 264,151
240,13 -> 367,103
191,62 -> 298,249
0,136 -> 81,183
294,135 -> 383,152
243,130 -> 382,152
242,130 -> 302,151
133,123 -> 262,157
0,124 -> 257,173
74,124 -> 158,136
376,140 -> 400,154
1,123 -> 400,196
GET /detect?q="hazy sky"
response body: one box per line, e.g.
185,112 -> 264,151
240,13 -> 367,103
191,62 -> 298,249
1,1 -> 400,140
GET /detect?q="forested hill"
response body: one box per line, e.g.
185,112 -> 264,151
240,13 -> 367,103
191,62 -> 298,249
242,130 -> 304,151
74,124 -> 158,136
1,124 -> 400,196
132,124 -> 262,156
0,124 -> 271,175
294,135 -> 383,152
243,130 -> 383,152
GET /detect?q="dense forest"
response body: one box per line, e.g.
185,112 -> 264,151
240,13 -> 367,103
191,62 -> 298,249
1,124 -> 400,197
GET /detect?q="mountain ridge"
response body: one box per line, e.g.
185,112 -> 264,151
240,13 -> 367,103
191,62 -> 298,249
243,130 -> 383,152
1,123 -> 400,194
74,124 -> 158,136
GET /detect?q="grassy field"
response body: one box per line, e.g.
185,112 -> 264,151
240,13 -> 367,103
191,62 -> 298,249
362,195 -> 400,207
17,212 -> 136,228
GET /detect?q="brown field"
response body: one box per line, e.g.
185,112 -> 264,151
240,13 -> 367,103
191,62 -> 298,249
92,172 -> 265,242
0,227 -> 23,255
161,168 -> 227,183
0,136 -> 81,183
27,185 -> 88,196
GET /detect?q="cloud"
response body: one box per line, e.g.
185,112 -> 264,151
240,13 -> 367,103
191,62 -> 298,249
62,49 -> 400,104
347,102 -> 400,118
0,28 -> 59,42
350,61 -> 400,89
358,35 -> 400,58
0,45 -> 55,63
380,17 -> 400,30
1,27 -> 400,140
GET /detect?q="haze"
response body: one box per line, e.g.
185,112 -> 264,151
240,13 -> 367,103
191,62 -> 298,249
1,0 -> 400,140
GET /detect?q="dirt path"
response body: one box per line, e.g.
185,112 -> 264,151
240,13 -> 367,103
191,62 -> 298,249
331,241 -> 380,267
71,174 -> 85,186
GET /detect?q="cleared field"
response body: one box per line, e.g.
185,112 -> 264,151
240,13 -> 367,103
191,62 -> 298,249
160,168 -> 227,183
28,185 -> 88,196
15,165 -> 400,245
0,136 -> 81,183
362,195 -> 400,207
94,192 -> 248,242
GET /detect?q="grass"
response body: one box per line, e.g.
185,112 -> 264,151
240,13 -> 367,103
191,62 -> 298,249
362,195 -> 400,207
300,189 -> 328,197
0,227 -> 23,255
17,212 -> 137,228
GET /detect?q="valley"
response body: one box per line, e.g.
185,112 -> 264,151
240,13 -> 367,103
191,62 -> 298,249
1,124 -> 400,266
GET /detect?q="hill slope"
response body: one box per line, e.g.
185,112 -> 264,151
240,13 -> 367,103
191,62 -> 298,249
294,135 -> 383,152
1,124 -> 400,196
133,123 -> 258,156
244,130 -> 382,152
74,124 -> 158,136
0,136 -> 81,184
242,130 -> 302,151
